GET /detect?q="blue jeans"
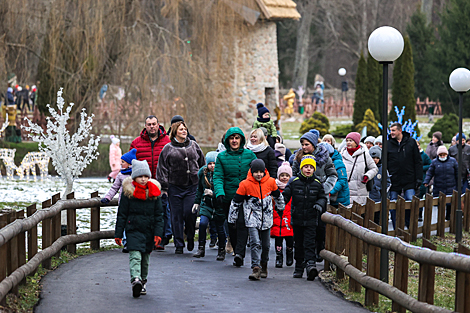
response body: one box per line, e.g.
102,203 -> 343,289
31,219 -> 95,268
198,215 -> 226,249
462,179 -> 468,194
209,220 -> 217,240
248,227 -> 270,268
390,189 -> 415,229
161,194 -> 172,238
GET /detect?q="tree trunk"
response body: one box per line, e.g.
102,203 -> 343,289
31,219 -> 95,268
61,177 -> 74,224
421,0 -> 433,25
359,0 -> 367,53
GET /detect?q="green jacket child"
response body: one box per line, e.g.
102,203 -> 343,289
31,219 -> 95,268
252,102 -> 277,137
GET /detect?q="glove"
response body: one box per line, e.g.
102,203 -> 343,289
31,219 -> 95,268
361,176 -> 369,184
115,238 -> 122,246
217,195 -> 225,206
203,189 -> 213,197
192,204 -> 200,214
154,236 -> 162,247
314,204 -> 323,212
416,180 -> 422,190
101,198 -> 110,204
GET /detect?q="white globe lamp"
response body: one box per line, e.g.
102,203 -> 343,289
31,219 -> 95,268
338,68 -> 346,76
368,26 -> 404,62
449,68 -> 470,93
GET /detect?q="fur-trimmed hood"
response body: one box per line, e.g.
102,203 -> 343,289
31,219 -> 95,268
122,176 -> 161,199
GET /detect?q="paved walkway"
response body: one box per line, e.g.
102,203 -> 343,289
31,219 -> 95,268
35,240 -> 369,313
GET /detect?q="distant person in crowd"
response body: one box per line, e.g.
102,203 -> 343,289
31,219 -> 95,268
156,121 -> 205,254
425,131 -> 443,160
252,102 -> 278,139
6,87 -> 15,106
258,126 -> 276,149
169,115 -> 196,141
246,128 -> 277,178
374,136 -> 383,149
114,159 -> 164,298
364,136 -> 376,150
322,134 -> 336,149
274,143 -> 287,167
108,135 -> 122,183
368,146 -> 390,224
416,140 -> 431,222
324,142 -> 350,208
448,133 -> 470,193
424,146 -> 458,220
451,136 -> 457,147
276,135 -> 292,163
30,85 -> 37,111
387,123 -> 422,229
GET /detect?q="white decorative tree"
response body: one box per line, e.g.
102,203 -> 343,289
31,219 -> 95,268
22,88 -> 100,199
0,113 -> 8,134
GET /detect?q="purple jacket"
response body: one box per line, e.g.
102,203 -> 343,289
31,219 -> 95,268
104,172 -> 131,202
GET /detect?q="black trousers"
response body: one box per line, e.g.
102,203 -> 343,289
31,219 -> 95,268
274,236 -> 294,250
293,224 -> 317,264
223,202 -> 248,258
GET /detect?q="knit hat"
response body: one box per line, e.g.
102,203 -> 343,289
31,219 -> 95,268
277,161 -> 292,179
250,159 -> 266,173
259,127 -> 268,137
369,146 -> 382,159
121,148 -> 137,165
171,115 -> 184,125
456,133 -> 466,141
322,134 -> 336,148
432,131 -> 442,142
205,151 -> 218,165
131,159 -> 152,179
7,87 -> 12,93
274,143 -> 286,156
452,136 -> 457,143
300,155 -> 316,171
300,129 -> 319,148
437,145 -> 448,155
110,135 -> 120,145
346,132 -> 361,146
318,142 -> 334,155
364,136 -> 376,144
256,103 -> 270,117
374,136 -> 383,145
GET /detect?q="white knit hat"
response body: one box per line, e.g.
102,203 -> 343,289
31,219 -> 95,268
110,135 -> 120,145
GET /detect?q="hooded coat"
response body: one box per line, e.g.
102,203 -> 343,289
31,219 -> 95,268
194,166 -> 225,222
329,150 -> 350,206
423,156 -> 459,196
213,127 -> 257,203
109,143 -> 122,172
448,143 -> 470,178
114,177 -> 164,253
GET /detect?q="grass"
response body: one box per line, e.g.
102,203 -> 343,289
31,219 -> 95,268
320,231 -> 470,312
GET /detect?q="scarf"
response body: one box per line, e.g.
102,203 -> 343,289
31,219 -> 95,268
347,145 -> 361,156
121,167 -> 132,175
257,117 -> 270,123
246,142 -> 268,153
132,181 -> 161,200
276,178 -> 287,190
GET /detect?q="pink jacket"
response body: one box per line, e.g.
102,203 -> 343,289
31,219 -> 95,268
109,143 -> 122,171
104,172 -> 129,202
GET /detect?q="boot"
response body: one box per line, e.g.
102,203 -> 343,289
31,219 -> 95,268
286,247 -> 294,266
248,266 -> 261,280
260,262 -> 268,278
193,245 -> 205,258
306,261 -> 318,281
275,250 -> 283,268
216,246 -> 225,261
233,254 -> 244,267
293,262 -> 305,278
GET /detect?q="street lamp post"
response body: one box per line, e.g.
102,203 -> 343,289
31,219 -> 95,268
338,68 -> 348,100
368,26 -> 404,283
449,68 -> 470,243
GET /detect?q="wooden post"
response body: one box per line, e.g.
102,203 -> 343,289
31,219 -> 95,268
0,214 -> 8,306
455,244 -> 470,312
349,213 -> 364,293
338,205 -> 351,257
42,199 -> 52,269
392,228 -> 410,313
26,204 -> 38,262
16,210 -> 27,285
423,194 -> 433,240
9,212 -> 19,295
418,239 -> 436,305
437,192 -> 446,238
90,191 -> 100,250
464,189 -> 470,232
324,206 -> 336,273
66,192 -> 77,254
410,196 -> 420,242
51,193 -> 61,258
450,190 -> 458,234
365,222 -> 381,307
396,196 -> 406,231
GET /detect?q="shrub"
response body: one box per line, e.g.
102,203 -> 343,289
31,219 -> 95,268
356,109 -> 381,137
427,113 -> 459,143
331,124 -> 353,138
299,112 -> 330,137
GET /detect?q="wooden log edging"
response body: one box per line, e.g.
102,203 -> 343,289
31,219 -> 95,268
0,198 -> 118,248
0,230 -> 114,302
320,250 -> 452,313
321,212 -> 470,273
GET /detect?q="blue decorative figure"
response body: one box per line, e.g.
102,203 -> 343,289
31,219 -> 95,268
380,106 -> 422,141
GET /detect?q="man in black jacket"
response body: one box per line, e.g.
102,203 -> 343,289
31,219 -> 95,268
448,133 -> 470,193
387,123 -> 422,229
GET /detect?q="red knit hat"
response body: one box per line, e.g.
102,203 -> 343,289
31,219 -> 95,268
346,132 -> 361,146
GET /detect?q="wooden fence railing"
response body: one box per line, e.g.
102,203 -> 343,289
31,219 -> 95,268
321,205 -> 470,313
0,192 -> 118,304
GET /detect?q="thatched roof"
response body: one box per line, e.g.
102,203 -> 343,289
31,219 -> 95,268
256,0 -> 301,20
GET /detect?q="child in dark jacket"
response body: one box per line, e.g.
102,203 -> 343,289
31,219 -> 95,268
282,155 -> 327,281
229,159 -> 285,280
271,161 -> 294,268
114,159 -> 164,298
368,146 -> 391,224
192,151 -> 226,261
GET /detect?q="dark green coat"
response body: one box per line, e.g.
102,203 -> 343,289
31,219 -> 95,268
115,177 -> 164,253
213,127 -> 257,203
194,166 -> 225,221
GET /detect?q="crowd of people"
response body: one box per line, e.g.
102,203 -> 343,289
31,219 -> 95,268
104,103 -> 469,298
2,85 -> 37,113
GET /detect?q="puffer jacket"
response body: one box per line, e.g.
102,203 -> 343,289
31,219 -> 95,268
228,169 -> 285,230
423,156 -> 459,196
194,166 -> 225,222
104,171 -> 131,202
213,127 -> 257,202
329,150 -> 350,206
109,143 -> 122,172
130,126 -> 170,177
252,120 -> 277,137
448,143 -> 470,178
114,177 -> 164,253
369,163 -> 391,202
425,140 -> 443,161
156,137 -> 205,191
340,143 -> 378,205
271,188 -> 293,237
282,173 -> 328,227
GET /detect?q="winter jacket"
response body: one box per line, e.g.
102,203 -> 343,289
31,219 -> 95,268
282,173 -> 328,227
252,120 -> 277,137
6,91 -> 14,105
213,127 -> 257,203
425,140 -> 443,161
104,172 -> 130,202
271,188 -> 293,237
329,150 -> 350,206
109,143 -> 122,172
292,144 -> 338,194
424,156 -> 459,196
369,163 -> 391,202
228,169 -> 285,230
194,166 -> 225,222
251,146 -> 278,179
419,150 -> 432,196
340,143 -> 378,205
114,177 -> 164,253
448,143 -> 470,178
387,132 -> 422,192
130,126 -> 170,178
156,137 -> 205,191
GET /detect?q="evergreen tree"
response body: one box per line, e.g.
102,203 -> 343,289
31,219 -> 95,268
366,52 -> 380,121
356,109 -> 381,137
353,52 -> 368,126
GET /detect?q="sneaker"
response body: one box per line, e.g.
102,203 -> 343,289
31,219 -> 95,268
209,238 -> 217,248
248,266 -> 261,280
175,247 -> 183,254
233,254 -> 243,267
216,247 -> 225,261
131,278 -> 142,298
306,263 -> 318,281
122,245 -> 129,253
141,280 -> 147,295
193,246 -> 205,258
